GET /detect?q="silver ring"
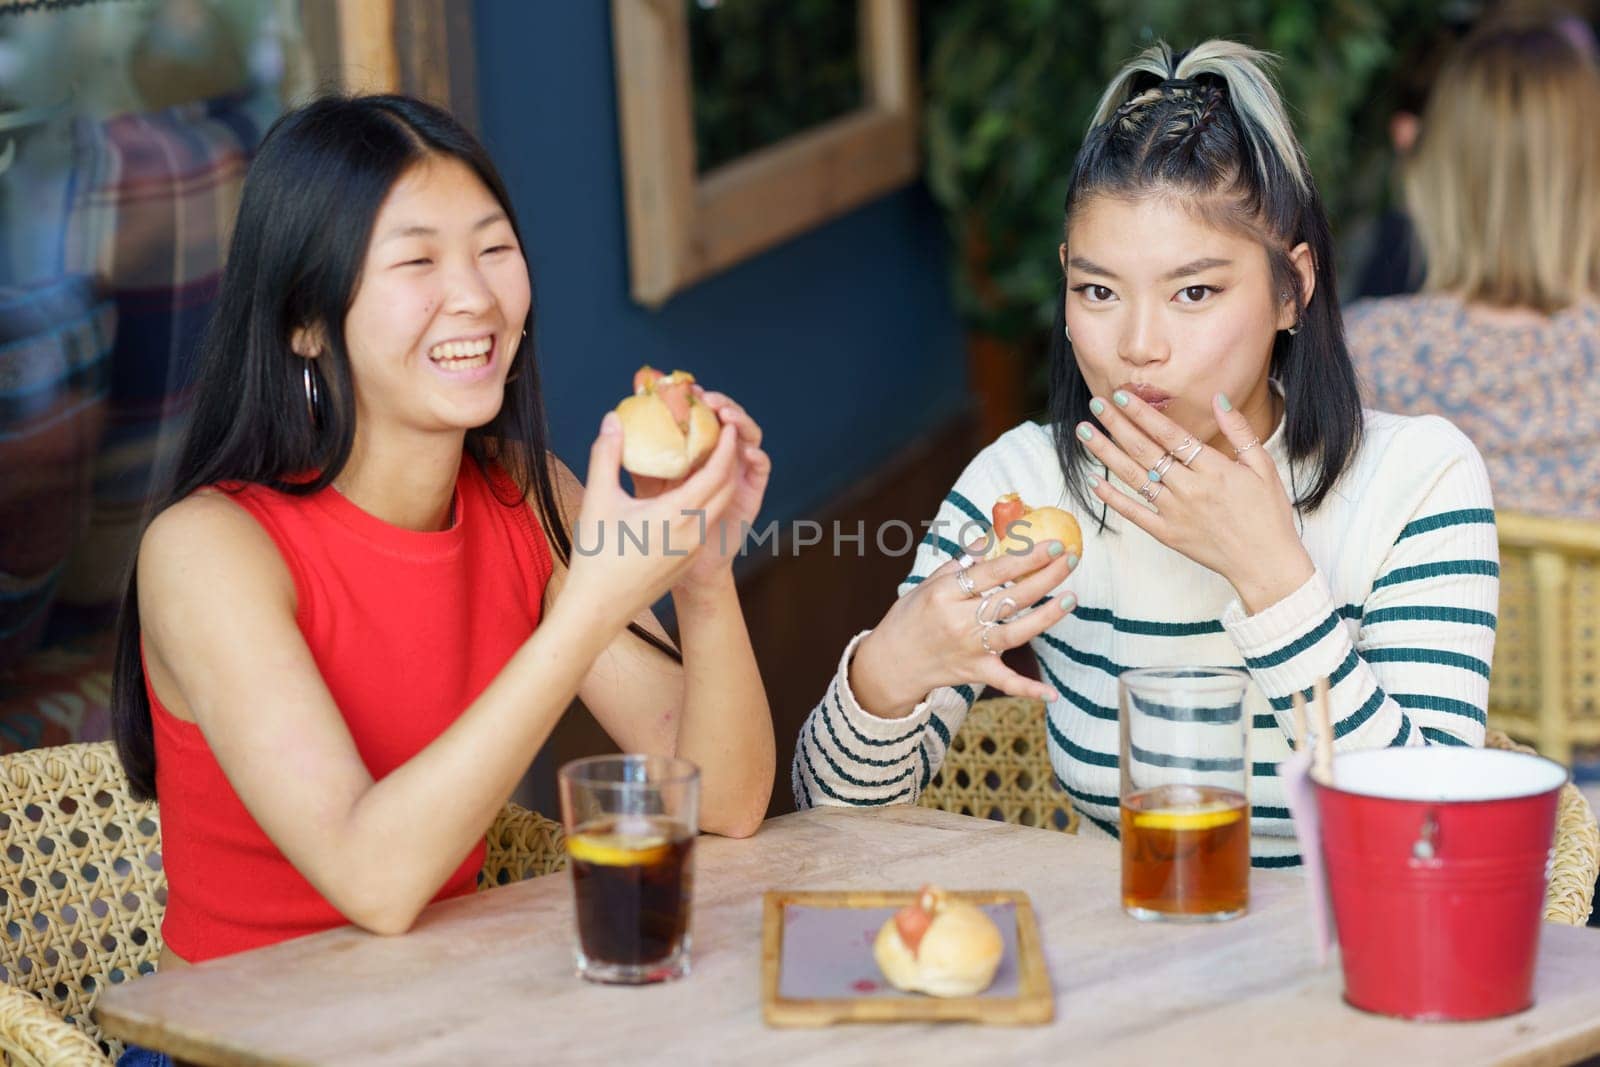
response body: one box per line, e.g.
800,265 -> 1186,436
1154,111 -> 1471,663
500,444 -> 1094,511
1233,437 -> 1261,458
976,594 -> 1019,626
1174,437 -> 1203,466
1149,453 -> 1176,481
980,621 -> 1001,655
1138,481 -> 1164,504
955,567 -> 979,598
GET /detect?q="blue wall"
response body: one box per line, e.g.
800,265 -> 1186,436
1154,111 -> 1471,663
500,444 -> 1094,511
472,1 -> 968,527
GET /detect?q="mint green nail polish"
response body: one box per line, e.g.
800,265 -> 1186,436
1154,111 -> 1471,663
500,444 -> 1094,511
1217,393 -> 1233,412
1076,423 -> 1093,441
1113,390 -> 1131,407
1066,554 -> 1080,569
1089,398 -> 1106,416
1061,593 -> 1077,611
1047,541 -> 1064,558
1087,475 -> 1101,489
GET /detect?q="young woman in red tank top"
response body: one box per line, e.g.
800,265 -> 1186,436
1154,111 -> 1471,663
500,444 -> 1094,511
108,96 -> 776,975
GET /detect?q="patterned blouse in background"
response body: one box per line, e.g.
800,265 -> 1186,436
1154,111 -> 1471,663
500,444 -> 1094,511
1344,294 -> 1600,521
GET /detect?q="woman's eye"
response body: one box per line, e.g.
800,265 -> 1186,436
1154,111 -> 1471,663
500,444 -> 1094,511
399,258 -> 432,268
1176,285 -> 1216,304
482,244 -> 514,256
1074,284 -> 1114,303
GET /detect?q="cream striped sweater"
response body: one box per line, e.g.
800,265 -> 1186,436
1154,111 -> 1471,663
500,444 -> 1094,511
792,410 -> 1498,865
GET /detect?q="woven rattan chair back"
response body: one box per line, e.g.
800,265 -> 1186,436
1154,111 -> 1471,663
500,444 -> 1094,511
1485,729 -> 1600,926
918,697 -> 1079,834
0,742 -> 162,1062
1491,511 -> 1600,766
0,741 -> 569,1065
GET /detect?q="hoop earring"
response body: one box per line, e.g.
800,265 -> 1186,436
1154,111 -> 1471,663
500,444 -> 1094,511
302,361 -> 323,426
1063,323 -> 1072,344
1287,323 -> 1302,336
505,327 -> 528,384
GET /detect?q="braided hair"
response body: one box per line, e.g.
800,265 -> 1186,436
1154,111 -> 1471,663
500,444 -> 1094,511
1048,41 -> 1363,518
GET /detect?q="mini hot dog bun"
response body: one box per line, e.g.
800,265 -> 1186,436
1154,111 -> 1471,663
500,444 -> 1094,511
872,886 -> 1004,998
615,366 -> 720,480
986,493 -> 1083,562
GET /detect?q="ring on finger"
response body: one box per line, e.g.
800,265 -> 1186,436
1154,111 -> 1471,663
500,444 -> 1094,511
955,567 -> 979,598
1233,437 -> 1261,458
976,593 -> 1019,626
992,591 -> 1017,627
979,620 -> 1002,655
1138,481 -> 1165,504
1174,437 -> 1204,466
1148,453 -> 1176,482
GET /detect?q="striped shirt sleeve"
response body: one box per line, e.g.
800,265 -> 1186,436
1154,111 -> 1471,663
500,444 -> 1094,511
791,632 -> 977,809
792,448 -> 1018,810
1222,447 -> 1496,751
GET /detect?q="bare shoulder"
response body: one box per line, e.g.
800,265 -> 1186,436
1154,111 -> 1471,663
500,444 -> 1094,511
138,491 -> 295,609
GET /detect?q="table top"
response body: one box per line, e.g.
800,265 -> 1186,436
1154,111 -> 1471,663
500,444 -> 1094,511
96,806 -> 1600,1067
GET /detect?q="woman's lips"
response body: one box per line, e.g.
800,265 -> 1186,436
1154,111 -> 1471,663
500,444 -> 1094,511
1117,382 -> 1174,411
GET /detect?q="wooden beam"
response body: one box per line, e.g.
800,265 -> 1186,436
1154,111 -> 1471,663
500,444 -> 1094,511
337,0 -> 400,94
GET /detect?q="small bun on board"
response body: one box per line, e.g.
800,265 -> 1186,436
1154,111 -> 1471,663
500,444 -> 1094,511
873,886 -> 1004,997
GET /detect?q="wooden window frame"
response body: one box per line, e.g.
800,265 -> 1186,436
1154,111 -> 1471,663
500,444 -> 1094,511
611,0 -> 919,307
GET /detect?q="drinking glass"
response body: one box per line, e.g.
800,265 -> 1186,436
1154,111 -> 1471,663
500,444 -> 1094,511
1118,667 -> 1251,922
558,754 -> 699,983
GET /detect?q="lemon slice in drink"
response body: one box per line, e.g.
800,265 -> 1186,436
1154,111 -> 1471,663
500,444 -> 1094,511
1131,801 -> 1244,832
567,830 -> 672,867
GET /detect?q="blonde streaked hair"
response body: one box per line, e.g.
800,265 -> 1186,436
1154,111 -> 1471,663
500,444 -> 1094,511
1404,21 -> 1600,312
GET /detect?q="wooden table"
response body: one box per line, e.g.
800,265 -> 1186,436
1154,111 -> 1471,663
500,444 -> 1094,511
96,806 -> 1600,1066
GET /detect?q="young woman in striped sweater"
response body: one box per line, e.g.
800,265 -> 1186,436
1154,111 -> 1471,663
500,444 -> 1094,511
793,41 -> 1498,866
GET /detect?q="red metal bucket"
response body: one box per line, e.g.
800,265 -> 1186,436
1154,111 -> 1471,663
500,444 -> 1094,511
1314,747 -> 1567,1021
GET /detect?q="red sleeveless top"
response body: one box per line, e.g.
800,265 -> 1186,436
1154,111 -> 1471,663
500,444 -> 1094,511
149,458 -> 554,962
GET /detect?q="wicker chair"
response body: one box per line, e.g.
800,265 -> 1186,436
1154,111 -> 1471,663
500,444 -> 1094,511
1490,511 -> 1600,766
919,699 -> 1598,926
918,697 -> 1079,834
1486,729 -> 1600,926
0,741 -> 566,1065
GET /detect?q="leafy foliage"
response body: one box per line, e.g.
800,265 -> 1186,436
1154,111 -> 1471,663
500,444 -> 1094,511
922,0 -> 1464,343
690,0 -> 863,173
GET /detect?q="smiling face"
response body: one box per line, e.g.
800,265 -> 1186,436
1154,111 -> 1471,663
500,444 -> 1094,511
337,154 -> 531,448
1061,193 -> 1310,448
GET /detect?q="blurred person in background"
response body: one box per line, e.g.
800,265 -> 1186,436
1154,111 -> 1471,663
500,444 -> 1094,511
1344,18 -> 1600,519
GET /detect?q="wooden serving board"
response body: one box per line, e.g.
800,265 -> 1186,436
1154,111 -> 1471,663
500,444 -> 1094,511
761,889 -> 1054,1027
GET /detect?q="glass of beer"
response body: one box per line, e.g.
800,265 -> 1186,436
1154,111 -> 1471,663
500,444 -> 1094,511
1118,667 -> 1250,922
558,754 -> 699,984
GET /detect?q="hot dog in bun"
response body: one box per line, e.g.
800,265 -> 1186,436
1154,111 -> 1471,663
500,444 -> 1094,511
986,493 -> 1083,561
614,366 -> 720,480
873,885 -> 1004,997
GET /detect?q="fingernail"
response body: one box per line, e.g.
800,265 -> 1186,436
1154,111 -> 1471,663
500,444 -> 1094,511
1045,688 -> 1061,702
1216,392 -> 1233,412
1113,390 -> 1131,407
1047,541 -> 1064,558
1089,398 -> 1106,416
1076,423 -> 1093,442
1060,593 -> 1077,611
601,411 -> 621,434
1066,553 -> 1079,569
1087,475 -> 1101,489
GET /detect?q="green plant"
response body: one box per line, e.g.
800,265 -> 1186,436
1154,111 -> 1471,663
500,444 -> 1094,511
922,0 -> 1464,348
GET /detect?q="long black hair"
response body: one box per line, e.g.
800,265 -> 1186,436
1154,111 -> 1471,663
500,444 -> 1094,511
1048,41 -> 1363,518
111,95 -> 678,800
